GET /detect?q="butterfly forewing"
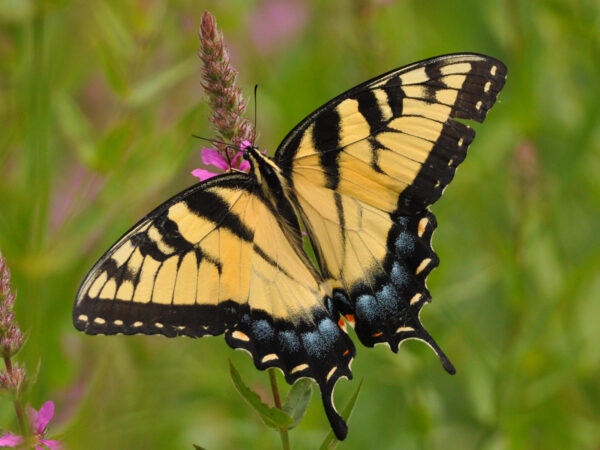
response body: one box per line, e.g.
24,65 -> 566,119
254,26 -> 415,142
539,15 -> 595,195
275,53 -> 507,213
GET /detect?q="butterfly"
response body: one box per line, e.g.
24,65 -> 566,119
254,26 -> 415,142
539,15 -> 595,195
74,53 -> 506,440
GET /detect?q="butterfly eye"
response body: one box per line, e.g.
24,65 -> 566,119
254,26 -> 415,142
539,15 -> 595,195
242,152 -> 250,161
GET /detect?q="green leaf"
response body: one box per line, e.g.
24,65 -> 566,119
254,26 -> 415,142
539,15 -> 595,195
96,44 -> 128,94
228,360 -> 293,430
125,58 -> 196,107
95,121 -> 135,172
54,93 -> 96,167
94,2 -> 136,59
319,378 -> 364,450
282,378 -> 313,429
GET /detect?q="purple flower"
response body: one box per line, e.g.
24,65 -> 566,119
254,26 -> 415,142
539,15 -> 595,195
0,434 -> 22,447
191,141 -> 267,182
0,401 -> 61,449
191,146 -> 251,181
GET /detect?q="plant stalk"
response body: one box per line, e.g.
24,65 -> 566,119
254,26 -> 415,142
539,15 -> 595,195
268,368 -> 290,450
3,355 -> 26,435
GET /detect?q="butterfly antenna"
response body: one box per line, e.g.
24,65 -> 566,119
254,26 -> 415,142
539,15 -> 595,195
192,134 -> 241,150
191,134 -> 240,168
191,135 -> 242,150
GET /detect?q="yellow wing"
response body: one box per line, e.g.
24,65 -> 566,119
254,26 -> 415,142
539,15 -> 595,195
274,53 -> 506,366
74,173 -> 355,438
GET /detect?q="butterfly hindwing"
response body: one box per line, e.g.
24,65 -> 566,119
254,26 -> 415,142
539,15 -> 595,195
290,182 -> 453,368
74,173 -> 355,438
274,53 -> 506,364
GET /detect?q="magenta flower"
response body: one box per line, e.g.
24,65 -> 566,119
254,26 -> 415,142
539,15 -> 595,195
0,434 -> 22,448
191,146 -> 250,181
191,140 -> 266,182
0,401 -> 61,449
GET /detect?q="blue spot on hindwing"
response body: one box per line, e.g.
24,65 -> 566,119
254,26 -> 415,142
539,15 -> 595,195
395,216 -> 410,228
252,320 -> 274,341
391,261 -> 409,286
355,294 -> 377,322
278,331 -> 300,352
301,331 -> 326,358
318,319 -> 339,340
395,231 -> 415,255
355,285 -> 399,324
376,284 -> 398,313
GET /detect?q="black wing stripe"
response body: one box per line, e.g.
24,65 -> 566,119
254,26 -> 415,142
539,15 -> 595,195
313,107 -> 342,190
381,82 -> 405,117
354,89 -> 385,134
185,191 -> 255,242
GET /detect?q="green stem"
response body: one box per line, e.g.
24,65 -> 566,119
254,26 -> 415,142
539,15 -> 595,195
268,368 -> 290,450
3,356 -> 26,435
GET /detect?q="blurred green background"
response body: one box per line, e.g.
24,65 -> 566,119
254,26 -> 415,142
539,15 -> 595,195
1,0 -> 599,448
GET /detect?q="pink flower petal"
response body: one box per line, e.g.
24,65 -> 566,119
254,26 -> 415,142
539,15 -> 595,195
200,148 -> 229,171
230,151 -> 244,168
35,402 -> 55,434
229,151 -> 251,173
240,140 -> 252,151
26,405 -> 41,434
237,160 -> 251,172
0,433 -> 24,446
191,169 -> 220,181
40,439 -> 62,449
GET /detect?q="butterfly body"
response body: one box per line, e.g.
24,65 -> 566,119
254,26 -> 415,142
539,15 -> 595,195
74,53 -> 506,440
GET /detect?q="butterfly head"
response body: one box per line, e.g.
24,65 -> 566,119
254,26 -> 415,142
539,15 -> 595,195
240,140 -> 255,161
240,140 -> 290,203
241,141 -> 274,175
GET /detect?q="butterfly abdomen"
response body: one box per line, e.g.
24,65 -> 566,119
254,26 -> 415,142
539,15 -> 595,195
245,146 -> 309,250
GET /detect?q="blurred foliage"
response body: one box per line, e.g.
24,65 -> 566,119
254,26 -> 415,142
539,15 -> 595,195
0,0 -> 599,448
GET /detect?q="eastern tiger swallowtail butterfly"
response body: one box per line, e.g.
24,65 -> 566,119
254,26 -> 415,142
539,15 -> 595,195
74,53 -> 506,440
